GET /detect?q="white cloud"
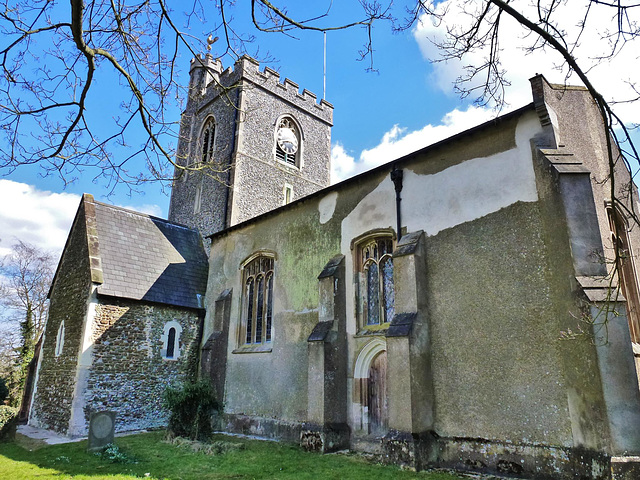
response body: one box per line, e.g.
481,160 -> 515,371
0,180 -> 80,259
331,105 -> 495,183
412,0 -> 640,124
333,1 -> 640,184
0,180 -> 164,262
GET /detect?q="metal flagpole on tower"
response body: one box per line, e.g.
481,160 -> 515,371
323,31 -> 326,100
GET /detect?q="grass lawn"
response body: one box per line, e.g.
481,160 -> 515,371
0,430 -> 467,480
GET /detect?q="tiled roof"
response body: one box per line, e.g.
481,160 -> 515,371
90,199 -> 208,310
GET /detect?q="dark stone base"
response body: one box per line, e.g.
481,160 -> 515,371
212,415 -> 634,480
611,456 -> 640,480
300,423 -> 350,453
381,430 -> 438,471
437,437 -> 610,480
214,413 -> 303,444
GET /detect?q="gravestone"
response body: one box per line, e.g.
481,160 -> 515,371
88,411 -> 115,451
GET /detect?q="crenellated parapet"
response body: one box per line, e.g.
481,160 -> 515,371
189,54 -> 333,125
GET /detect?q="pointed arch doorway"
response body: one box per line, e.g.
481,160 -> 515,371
354,338 -> 388,435
367,350 -> 388,434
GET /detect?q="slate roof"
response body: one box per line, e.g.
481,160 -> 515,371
89,198 -> 208,310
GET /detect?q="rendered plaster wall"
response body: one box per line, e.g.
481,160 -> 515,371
425,200 -> 573,445
531,147 -> 613,452
29,205 -> 93,434
205,107 -> 587,448
206,200 -> 341,427
532,77 -> 640,456
80,298 -> 200,434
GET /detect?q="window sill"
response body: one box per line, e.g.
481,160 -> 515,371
355,324 -> 390,337
232,344 -> 273,354
276,159 -> 300,170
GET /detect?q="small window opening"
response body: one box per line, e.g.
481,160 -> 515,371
162,321 -> 182,360
166,327 -> 176,358
55,321 -> 65,357
194,181 -> 203,214
283,184 -> 293,205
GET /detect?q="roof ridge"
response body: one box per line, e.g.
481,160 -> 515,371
89,199 -> 197,232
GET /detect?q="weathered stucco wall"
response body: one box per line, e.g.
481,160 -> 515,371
205,108 -> 583,441
30,205 -> 93,434
206,201 -> 342,424
204,90 -> 640,477
426,200 -> 572,444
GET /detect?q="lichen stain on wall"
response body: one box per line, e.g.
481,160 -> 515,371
277,209 -> 341,313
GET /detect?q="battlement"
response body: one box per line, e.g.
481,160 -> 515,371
189,54 -> 333,124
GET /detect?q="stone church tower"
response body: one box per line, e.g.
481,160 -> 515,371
168,54 -> 333,236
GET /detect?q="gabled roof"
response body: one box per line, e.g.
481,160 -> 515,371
52,194 -> 208,310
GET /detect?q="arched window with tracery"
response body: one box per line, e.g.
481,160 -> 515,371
201,117 -> 216,163
608,206 -> 640,344
358,235 -> 395,326
275,116 -> 301,166
242,255 -> 275,345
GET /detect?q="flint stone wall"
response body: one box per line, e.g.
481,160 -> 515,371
82,299 -> 201,434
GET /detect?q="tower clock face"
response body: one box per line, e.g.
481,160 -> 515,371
277,127 -> 298,155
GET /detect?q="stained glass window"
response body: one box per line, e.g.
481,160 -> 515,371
360,236 -> 395,326
609,207 -> 640,344
243,256 -> 275,344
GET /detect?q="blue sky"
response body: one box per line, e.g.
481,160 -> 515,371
1,0 -> 639,261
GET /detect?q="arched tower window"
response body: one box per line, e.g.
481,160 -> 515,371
275,116 -> 301,167
241,254 -> 275,345
356,234 -> 395,326
201,117 -> 216,163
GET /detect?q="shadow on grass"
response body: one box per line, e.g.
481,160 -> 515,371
0,430 -> 466,480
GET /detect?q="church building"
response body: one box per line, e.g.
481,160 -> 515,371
26,55 -> 640,479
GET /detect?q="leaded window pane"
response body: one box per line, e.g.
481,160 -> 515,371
266,273 -> 273,342
243,256 -> 274,345
256,275 -> 264,343
360,236 -> 395,327
367,262 -> 380,325
246,279 -> 254,344
381,256 -> 395,323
